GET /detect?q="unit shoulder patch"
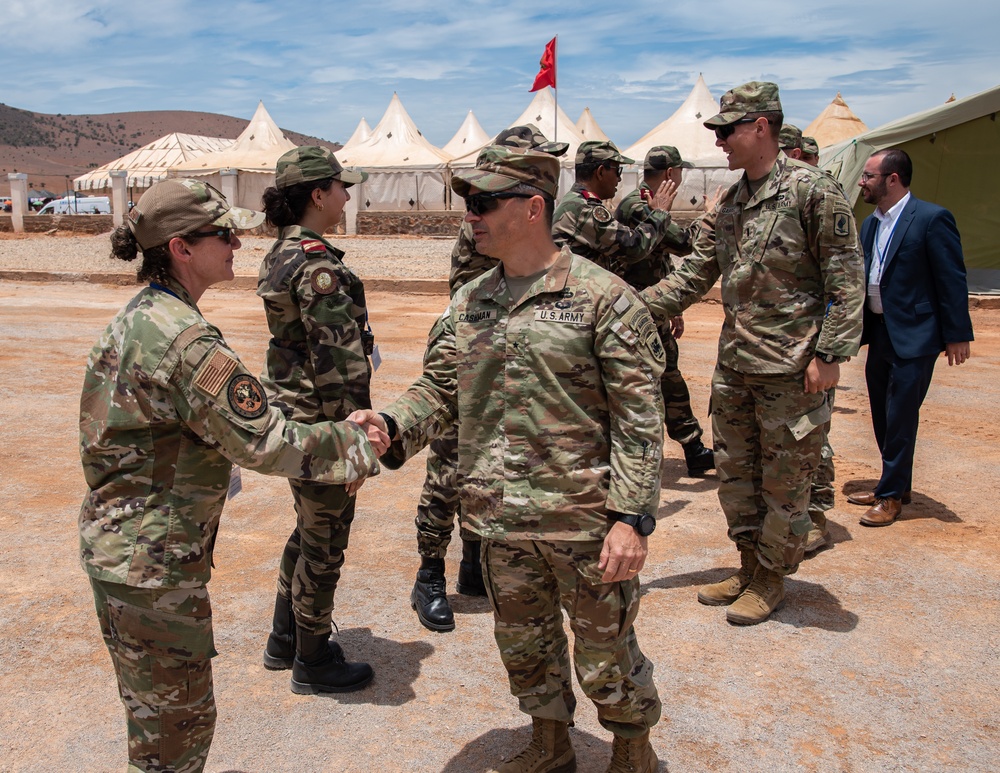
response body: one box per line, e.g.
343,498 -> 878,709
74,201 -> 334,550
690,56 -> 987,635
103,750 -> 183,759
310,267 -> 338,295
592,205 -> 612,224
227,374 -> 268,419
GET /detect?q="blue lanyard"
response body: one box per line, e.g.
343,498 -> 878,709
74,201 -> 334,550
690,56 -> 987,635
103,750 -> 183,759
149,282 -> 180,300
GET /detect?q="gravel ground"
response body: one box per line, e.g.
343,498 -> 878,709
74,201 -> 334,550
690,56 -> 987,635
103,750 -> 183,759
0,233 -> 454,279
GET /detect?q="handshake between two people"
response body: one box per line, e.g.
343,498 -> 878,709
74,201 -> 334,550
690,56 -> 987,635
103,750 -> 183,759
342,410 -> 392,496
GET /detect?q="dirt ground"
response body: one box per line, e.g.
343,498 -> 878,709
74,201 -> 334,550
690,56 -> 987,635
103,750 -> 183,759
0,280 -> 997,773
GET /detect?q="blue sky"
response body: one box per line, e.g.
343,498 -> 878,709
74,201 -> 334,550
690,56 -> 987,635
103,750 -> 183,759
3,0 -> 997,148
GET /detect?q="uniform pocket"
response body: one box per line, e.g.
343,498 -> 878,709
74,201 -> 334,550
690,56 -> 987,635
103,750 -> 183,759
785,399 -> 832,442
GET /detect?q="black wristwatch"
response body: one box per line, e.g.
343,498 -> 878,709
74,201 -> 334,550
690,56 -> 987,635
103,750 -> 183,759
815,351 -> 843,364
609,511 -> 656,537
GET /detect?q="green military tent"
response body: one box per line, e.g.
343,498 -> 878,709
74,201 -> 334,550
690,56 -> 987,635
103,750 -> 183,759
822,84 -> 1000,294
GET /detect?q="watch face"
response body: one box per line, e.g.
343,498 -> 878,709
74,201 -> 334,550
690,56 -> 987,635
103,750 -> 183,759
638,514 -> 656,536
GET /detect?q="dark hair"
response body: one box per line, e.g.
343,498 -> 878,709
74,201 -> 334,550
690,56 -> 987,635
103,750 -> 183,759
753,111 -> 784,140
507,182 -> 555,228
575,161 -> 603,183
643,168 -> 669,185
261,178 -> 335,228
109,224 -> 171,284
873,148 -> 913,187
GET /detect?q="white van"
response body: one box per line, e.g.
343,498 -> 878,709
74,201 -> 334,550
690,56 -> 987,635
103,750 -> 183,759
38,196 -> 111,215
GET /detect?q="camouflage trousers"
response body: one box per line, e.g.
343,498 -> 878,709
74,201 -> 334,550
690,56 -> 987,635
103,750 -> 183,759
482,538 -> 660,738
276,480 -> 356,635
661,327 -> 703,446
809,387 -> 836,531
416,424 -> 478,559
90,578 -> 217,773
711,365 -> 830,575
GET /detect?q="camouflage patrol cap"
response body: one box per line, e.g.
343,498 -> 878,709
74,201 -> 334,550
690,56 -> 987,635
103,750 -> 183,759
576,140 -> 634,167
275,145 -> 368,189
451,146 -> 559,198
645,145 -> 694,171
127,178 -> 265,250
493,124 -> 570,157
779,124 -> 803,150
704,81 -> 783,127
801,136 -> 820,155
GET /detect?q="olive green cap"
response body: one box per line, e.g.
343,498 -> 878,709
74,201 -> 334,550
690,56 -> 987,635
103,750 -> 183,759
575,140 -> 634,167
645,145 -> 694,171
275,145 -> 368,189
451,146 -> 559,199
779,124 -> 803,150
704,81 -> 783,127
801,136 -> 820,155
493,124 -> 569,157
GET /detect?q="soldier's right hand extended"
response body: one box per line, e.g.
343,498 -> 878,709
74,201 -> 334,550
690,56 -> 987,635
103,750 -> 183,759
649,179 -> 678,213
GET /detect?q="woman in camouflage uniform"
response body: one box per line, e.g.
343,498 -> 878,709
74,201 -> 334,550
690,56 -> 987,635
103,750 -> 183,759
79,179 -> 385,772
258,146 -> 376,694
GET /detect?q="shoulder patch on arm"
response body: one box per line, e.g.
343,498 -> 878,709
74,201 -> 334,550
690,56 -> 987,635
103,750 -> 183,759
834,210 -> 851,238
310,267 -> 338,295
593,205 -> 612,224
227,374 -> 268,419
194,349 -> 239,396
301,238 -> 327,254
612,295 -> 665,361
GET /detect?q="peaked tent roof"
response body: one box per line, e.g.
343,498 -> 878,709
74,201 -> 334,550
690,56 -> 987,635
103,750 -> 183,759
576,108 -> 610,142
169,101 -> 296,175
338,93 -> 452,168
623,74 -> 728,166
340,117 -> 372,153
75,133 -> 234,190
441,111 -> 491,160
507,87 -> 587,160
804,93 -> 868,148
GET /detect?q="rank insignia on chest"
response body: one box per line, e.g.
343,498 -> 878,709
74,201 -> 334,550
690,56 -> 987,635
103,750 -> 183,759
311,268 -> 338,295
227,374 -> 268,419
592,205 -> 612,224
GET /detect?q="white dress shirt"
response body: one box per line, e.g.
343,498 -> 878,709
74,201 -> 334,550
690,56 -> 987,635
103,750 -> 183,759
868,192 -> 911,314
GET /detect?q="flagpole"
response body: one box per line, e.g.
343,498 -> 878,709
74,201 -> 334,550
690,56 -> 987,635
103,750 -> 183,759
553,36 -> 558,143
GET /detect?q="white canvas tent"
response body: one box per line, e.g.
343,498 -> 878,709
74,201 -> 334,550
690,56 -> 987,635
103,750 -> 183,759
340,117 -> 372,153
168,101 -> 296,209
441,111 -> 490,159
622,74 -> 740,213
804,93 -> 868,148
338,93 -> 452,211
576,108 -> 610,142
822,83 -> 1000,293
75,133 -> 234,192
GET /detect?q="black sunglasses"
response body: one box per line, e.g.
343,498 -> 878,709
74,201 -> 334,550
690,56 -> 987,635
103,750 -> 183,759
464,192 -> 535,216
184,227 -> 235,244
714,117 -> 759,141
602,162 -> 623,179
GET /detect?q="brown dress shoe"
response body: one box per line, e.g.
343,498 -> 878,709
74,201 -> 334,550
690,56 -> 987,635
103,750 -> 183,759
847,490 -> 911,506
860,497 -> 903,527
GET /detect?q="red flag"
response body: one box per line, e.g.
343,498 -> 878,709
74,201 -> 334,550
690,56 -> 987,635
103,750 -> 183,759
529,37 -> 557,92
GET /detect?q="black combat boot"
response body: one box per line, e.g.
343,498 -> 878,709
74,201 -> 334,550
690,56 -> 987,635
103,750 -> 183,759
683,439 -> 715,476
456,538 -> 487,597
263,593 -> 296,670
412,556 -> 455,632
290,629 -> 373,695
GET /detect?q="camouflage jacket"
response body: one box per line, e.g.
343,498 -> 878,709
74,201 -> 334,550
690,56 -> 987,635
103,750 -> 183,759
552,182 -> 672,275
382,246 -> 665,542
614,183 -> 694,290
257,225 -> 372,423
79,280 -> 380,589
640,153 -> 864,374
449,221 -> 499,296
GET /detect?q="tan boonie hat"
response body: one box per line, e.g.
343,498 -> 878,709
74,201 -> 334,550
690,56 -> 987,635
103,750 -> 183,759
704,81 -> 782,127
576,140 -> 634,167
451,146 -> 559,199
779,124 -> 803,150
275,145 -> 368,189
645,145 -> 694,171
127,179 -> 265,250
801,136 -> 820,155
493,124 -> 570,157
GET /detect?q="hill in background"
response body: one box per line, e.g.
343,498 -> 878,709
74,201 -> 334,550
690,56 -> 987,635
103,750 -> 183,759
0,103 -> 341,196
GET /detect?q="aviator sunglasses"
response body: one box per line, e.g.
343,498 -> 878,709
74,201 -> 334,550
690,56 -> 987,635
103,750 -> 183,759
714,117 -> 759,141
184,227 -> 236,244
464,192 -> 535,216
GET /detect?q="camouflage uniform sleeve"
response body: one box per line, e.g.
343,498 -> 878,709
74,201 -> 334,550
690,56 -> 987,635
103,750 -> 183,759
803,176 -> 865,357
449,222 -> 498,296
380,308 -> 459,468
555,193 -> 672,268
595,287 -> 665,516
639,209 -> 722,324
295,256 -> 372,413
170,332 -> 379,484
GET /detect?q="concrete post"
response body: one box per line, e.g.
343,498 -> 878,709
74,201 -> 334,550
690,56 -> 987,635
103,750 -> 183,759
109,170 -> 128,227
345,182 -> 359,235
219,169 -> 239,207
8,173 -> 27,233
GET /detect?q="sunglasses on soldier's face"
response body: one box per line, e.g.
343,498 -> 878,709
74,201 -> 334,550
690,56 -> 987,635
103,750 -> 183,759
714,118 -> 758,141
184,227 -> 235,244
464,192 -> 535,216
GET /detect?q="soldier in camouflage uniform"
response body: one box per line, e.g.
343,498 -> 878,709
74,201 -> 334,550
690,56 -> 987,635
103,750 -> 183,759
376,147 -> 666,773
640,82 -> 864,625
411,124 -> 570,633
257,146 -> 377,693
79,179 -> 384,773
801,136 -> 821,166
614,145 -> 715,477
779,123 -> 804,160
552,139 -> 677,277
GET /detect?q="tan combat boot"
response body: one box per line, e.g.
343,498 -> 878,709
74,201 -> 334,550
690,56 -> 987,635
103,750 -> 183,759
697,549 -> 759,606
494,716 -> 576,773
606,731 -> 659,773
726,566 -> 785,625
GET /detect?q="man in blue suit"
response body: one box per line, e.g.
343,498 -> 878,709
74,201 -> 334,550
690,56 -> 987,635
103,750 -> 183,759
848,148 -> 974,526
